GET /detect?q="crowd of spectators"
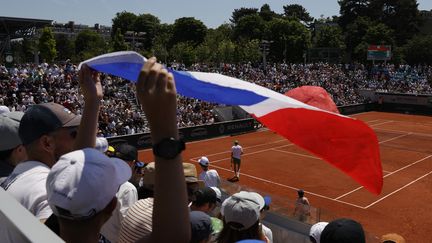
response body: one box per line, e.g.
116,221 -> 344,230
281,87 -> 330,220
0,59 -> 409,242
1,62 -> 432,137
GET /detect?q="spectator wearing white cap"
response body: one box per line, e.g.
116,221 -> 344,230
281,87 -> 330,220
309,222 -> 329,243
217,191 -> 267,243
100,141 -> 138,242
0,112 -> 27,183
119,57 -> 190,243
0,105 -> 10,114
254,193 -> 273,243
198,156 -> 220,188
1,64 -> 103,224
46,148 -> 131,243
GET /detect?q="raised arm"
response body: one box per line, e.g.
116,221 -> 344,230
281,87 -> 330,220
74,64 -> 103,149
136,57 -> 190,243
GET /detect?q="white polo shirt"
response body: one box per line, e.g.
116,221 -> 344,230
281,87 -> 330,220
1,161 -> 52,220
199,170 -> 220,188
231,145 -> 243,159
101,181 -> 138,243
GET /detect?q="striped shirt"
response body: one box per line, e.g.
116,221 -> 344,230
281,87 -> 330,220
119,198 -> 153,243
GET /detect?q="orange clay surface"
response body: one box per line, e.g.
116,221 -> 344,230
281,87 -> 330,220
138,111 -> 432,242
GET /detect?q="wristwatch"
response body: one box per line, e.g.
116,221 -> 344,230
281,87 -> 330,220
152,137 -> 185,159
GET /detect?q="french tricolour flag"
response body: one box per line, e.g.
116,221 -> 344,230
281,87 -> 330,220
79,51 -> 382,194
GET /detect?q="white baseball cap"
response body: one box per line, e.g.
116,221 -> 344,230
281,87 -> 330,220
221,191 -> 261,230
95,137 -> 109,153
0,105 -> 10,114
310,222 -> 329,243
210,187 -> 221,203
46,148 -> 131,220
198,156 -> 209,167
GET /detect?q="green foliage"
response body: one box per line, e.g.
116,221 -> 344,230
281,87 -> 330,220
283,4 -> 314,25
260,4 -> 278,22
170,42 -> 196,66
134,14 -> 160,50
266,18 -> 311,62
403,35 -> 432,64
38,27 -> 57,62
235,39 -> 261,63
338,0 -> 370,30
112,28 -> 128,51
233,14 -> 266,41
112,11 -> 137,36
338,0 -> 421,45
314,24 -> 345,49
170,17 -> 207,48
75,30 -> 107,61
230,8 -> 259,25
55,34 -> 75,61
345,17 -> 394,61
152,24 -> 172,63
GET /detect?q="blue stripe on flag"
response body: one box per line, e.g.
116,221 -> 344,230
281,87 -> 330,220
172,70 -> 267,106
92,62 -> 143,82
90,62 -> 267,106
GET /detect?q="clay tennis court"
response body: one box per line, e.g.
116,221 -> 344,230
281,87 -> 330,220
138,111 -> 432,242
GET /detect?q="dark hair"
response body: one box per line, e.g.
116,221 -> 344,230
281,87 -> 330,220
298,189 -> 304,197
0,148 -> 14,161
192,187 -> 217,207
217,220 -> 264,243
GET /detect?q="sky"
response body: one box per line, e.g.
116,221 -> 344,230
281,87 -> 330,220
1,0 -> 431,28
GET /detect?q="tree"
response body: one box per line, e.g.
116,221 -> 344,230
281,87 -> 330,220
266,18 -> 311,62
233,14 -> 266,41
314,24 -> 345,49
260,4 -> 278,22
403,35 -> 432,64
344,16 -> 373,58
152,24 -> 172,63
112,28 -> 128,51
169,17 -> 207,48
230,7 -> 259,25
368,0 -> 421,44
338,0 -> 371,30
134,13 -> 160,50
112,11 -> 137,36
75,30 -> 107,61
55,34 -> 75,61
38,27 -> 57,62
169,42 -> 196,66
283,4 -> 314,25
199,24 -> 233,62
234,39 -> 261,63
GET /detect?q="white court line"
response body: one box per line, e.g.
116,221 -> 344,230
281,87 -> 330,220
370,120 -> 394,127
204,144 -> 294,164
335,155 -> 432,200
364,119 -> 382,124
374,127 -> 432,138
272,148 -> 320,160
191,139 -> 289,160
364,170 -> 432,209
139,128 -> 273,152
194,160 -> 365,209
378,133 -> 412,144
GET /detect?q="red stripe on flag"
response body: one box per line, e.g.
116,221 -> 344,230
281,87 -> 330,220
255,108 -> 382,195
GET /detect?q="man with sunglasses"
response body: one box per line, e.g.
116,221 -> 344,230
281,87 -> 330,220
1,64 -> 102,225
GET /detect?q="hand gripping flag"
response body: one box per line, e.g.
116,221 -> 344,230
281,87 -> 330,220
79,51 -> 382,194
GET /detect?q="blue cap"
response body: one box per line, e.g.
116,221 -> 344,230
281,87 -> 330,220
264,196 -> 272,206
